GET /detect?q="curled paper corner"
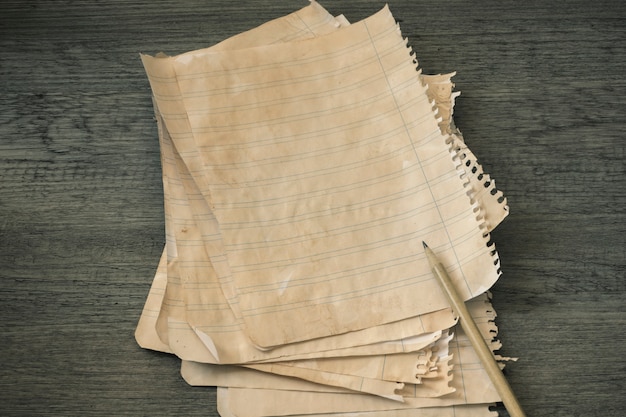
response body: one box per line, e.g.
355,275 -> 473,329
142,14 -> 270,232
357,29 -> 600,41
193,327 -> 220,363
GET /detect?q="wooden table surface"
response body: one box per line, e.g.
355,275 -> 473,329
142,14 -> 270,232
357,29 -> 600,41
1,1 -> 624,416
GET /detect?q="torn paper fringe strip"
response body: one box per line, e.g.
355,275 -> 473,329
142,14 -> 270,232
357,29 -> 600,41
135,2 -> 511,416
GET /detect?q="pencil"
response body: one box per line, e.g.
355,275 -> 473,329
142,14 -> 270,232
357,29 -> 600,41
423,241 -> 526,417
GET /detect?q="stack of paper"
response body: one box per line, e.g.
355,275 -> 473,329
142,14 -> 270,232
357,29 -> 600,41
135,2 -> 512,416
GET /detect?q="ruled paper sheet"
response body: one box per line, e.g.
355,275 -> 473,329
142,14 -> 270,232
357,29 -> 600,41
138,2 -> 465,364
221,295 -> 502,416
182,338 -> 456,401
167,6 -> 500,347
243,336 -> 454,400
136,1 -> 506,358
216,386 -> 498,417
181,336 -> 450,390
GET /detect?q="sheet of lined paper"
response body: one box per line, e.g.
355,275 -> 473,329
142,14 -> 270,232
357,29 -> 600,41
164,6 -> 498,347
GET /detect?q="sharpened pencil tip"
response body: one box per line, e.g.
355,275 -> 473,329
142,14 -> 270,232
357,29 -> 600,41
422,241 -> 428,248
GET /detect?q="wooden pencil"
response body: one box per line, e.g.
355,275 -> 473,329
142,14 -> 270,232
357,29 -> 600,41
423,241 -> 526,417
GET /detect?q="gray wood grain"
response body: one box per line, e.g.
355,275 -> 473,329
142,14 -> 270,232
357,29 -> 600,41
1,1 -> 624,416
